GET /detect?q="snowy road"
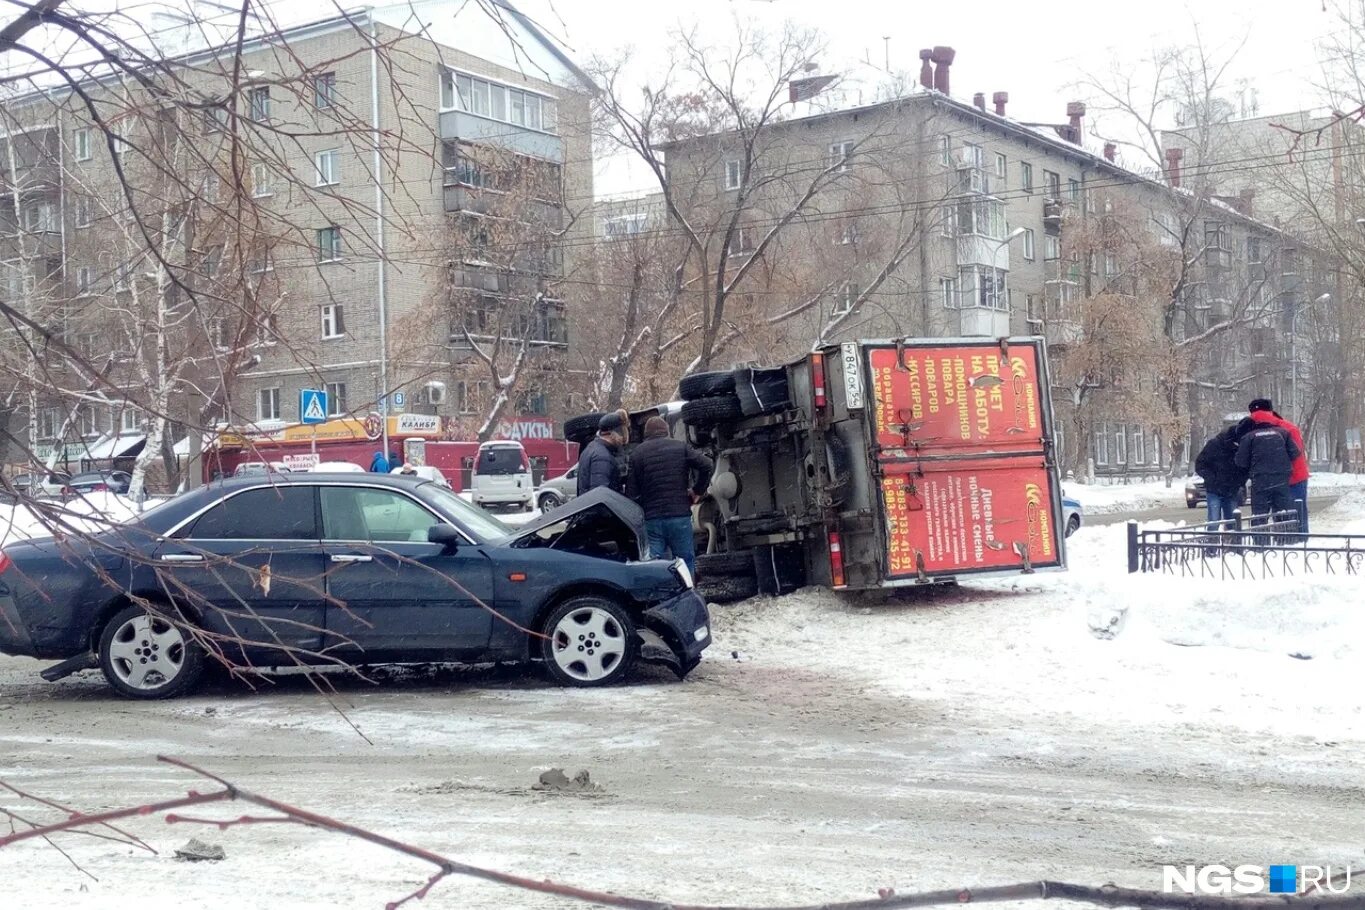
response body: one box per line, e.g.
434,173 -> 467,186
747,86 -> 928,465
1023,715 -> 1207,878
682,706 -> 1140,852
2,513 -> 1364,908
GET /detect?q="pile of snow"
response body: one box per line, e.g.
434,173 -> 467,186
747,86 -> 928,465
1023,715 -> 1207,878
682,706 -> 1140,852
0,493 -> 157,545
1063,477 -> 1193,514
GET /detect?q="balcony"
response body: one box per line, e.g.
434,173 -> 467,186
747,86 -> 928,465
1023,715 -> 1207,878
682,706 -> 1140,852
1044,318 -> 1083,349
1043,200 -> 1064,232
1204,247 -> 1232,270
957,234 -> 1011,269
959,306 -> 1009,338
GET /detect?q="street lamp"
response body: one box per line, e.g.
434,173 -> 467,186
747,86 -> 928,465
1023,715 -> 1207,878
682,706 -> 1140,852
1291,291 -> 1332,419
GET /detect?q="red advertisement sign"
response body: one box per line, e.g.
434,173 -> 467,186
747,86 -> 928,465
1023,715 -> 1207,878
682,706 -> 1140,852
879,457 -> 1061,577
866,343 -> 1046,455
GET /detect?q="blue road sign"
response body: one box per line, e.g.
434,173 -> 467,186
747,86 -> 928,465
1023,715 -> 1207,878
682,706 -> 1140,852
300,389 -> 328,424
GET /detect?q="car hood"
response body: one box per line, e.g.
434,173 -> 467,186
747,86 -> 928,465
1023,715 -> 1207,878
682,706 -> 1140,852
504,487 -> 647,554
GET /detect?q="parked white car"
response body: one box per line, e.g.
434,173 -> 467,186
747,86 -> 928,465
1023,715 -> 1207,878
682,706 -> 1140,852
471,441 -> 534,512
310,461 -> 365,473
391,464 -> 452,488
233,462 -> 291,477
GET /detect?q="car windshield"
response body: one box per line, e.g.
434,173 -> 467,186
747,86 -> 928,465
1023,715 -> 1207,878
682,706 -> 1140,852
421,484 -> 512,542
476,447 -> 524,476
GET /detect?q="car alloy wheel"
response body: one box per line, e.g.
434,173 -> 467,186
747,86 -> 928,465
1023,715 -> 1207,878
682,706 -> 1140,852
537,491 -> 563,512
541,597 -> 637,686
98,605 -> 204,699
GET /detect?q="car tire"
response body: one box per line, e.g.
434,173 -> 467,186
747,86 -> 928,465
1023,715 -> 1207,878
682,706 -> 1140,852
1066,515 -> 1081,537
563,413 -> 606,445
679,370 -> 737,400
97,604 -> 205,700
1186,501 -> 1199,510
696,550 -> 755,577
697,573 -> 759,604
681,395 -> 743,428
540,596 -> 638,687
537,490 -> 563,512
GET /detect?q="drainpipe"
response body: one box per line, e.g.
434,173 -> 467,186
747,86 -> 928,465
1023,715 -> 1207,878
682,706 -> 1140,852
369,15 -> 390,458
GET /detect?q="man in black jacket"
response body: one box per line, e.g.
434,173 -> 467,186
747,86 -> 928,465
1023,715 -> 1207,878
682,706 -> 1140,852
1234,417 -> 1300,525
1194,425 -> 1247,523
626,416 -> 713,575
576,413 -> 626,496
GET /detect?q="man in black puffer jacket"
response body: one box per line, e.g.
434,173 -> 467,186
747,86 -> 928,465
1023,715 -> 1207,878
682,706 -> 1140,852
1194,425 -> 1247,523
576,413 -> 626,496
626,416 -> 713,575
1235,416 -> 1300,523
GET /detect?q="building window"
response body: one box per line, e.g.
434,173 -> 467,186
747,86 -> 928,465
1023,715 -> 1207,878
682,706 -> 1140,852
1104,252 -> 1118,276
1247,237 -> 1262,263
955,197 -> 1006,238
75,265 -> 91,295
1020,162 -> 1033,194
256,387 -> 281,421
78,406 -> 97,437
961,142 -> 984,169
939,135 -> 951,165
314,72 -> 337,109
1114,426 -> 1127,465
727,226 -> 756,257
828,140 -> 854,173
958,265 -> 1008,311
1044,170 -> 1061,198
203,106 -> 229,133
112,130 -> 127,157
248,87 -> 271,122
837,222 -> 858,245
830,282 -> 857,316
442,141 -> 499,190
941,277 -> 958,309
1068,178 -> 1081,202
321,302 -> 345,339
440,69 -> 558,134
1022,228 -> 1035,261
251,162 -> 273,197
325,381 -> 347,416
255,313 -> 277,346
74,128 -> 91,162
315,148 -> 339,186
724,159 -> 743,191
248,254 -> 273,274
1094,426 -> 1108,466
1045,234 -> 1061,261
23,202 -> 57,233
1151,432 -> 1162,465
74,196 -> 92,228
1131,428 -> 1145,464
940,204 -> 956,237
995,152 -> 1007,182
38,408 -> 60,440
604,213 -> 648,240
1025,293 -> 1041,324
455,379 -> 489,414
317,226 -> 342,262
119,405 -> 140,434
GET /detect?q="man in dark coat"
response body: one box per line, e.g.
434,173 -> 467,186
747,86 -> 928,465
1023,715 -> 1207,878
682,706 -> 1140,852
1245,398 -> 1311,531
1235,414 -> 1301,526
1194,425 -> 1248,523
626,416 -> 713,575
576,413 -> 626,496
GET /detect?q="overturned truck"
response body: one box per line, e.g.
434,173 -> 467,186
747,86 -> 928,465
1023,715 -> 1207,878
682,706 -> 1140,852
677,337 -> 1067,600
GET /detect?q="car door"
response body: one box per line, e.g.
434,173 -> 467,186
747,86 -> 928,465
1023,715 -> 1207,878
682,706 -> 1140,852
318,484 -> 495,659
153,484 -> 326,660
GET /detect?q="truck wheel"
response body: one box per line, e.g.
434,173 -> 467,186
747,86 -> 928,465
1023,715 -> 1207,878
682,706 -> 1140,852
696,550 -> 755,577
697,574 -> 759,604
679,371 -> 737,400
564,412 -> 606,445
681,395 -> 743,428
540,596 -> 638,687
98,605 -> 205,700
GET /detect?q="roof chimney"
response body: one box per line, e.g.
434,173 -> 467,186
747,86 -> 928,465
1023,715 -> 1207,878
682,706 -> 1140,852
973,92 -> 986,111
930,46 -> 955,95
1239,187 -> 1255,216
1165,147 -> 1184,187
918,49 -> 933,90
1066,101 -> 1086,144
1103,142 -> 1116,162
992,91 -> 1008,116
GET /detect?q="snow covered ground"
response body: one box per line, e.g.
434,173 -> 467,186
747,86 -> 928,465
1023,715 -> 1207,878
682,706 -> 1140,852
1065,471 -> 1365,515
2,487 -> 1364,908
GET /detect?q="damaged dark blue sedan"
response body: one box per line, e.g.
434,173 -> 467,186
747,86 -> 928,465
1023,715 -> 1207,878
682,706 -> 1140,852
0,477 -> 711,699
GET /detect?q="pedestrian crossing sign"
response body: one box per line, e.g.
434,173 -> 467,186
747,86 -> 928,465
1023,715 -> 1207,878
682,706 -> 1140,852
300,389 -> 328,424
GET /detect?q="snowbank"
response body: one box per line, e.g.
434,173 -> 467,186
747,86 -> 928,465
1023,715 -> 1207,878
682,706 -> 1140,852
1064,477 -> 1193,514
0,493 -> 159,545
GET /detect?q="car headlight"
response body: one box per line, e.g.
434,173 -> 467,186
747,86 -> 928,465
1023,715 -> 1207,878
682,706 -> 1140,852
671,558 -> 694,590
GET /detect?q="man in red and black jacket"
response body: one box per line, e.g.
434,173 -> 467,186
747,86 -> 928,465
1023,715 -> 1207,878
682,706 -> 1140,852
1245,398 -> 1311,531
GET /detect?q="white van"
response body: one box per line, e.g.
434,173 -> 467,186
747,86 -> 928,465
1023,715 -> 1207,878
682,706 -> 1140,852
471,441 -> 534,512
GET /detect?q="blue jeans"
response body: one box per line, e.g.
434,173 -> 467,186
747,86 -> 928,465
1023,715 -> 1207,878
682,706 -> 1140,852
645,516 -> 695,576
1289,479 -> 1309,532
1206,491 -> 1239,525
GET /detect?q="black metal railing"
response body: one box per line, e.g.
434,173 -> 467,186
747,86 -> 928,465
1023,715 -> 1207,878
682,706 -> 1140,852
1127,500 -> 1365,579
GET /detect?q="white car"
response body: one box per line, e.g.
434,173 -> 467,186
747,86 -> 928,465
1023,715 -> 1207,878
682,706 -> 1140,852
536,466 -> 577,511
471,441 -> 534,512
310,461 -> 365,473
391,464 -> 452,488
233,461 -> 291,477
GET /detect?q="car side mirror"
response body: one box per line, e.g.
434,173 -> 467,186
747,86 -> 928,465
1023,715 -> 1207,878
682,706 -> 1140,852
428,524 -> 462,551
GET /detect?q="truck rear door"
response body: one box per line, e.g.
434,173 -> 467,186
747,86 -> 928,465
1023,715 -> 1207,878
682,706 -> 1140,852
862,338 -> 1065,581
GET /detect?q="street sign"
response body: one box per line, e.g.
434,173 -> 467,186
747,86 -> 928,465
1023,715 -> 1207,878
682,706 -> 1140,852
300,389 -> 328,425
392,391 -> 406,410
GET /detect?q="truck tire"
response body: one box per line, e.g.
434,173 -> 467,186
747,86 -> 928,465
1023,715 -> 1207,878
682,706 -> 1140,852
679,370 -> 737,400
697,573 -> 759,604
563,412 -> 605,445
696,549 -> 755,577
681,395 -> 743,428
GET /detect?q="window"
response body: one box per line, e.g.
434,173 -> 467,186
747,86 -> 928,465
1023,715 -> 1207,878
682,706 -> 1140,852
75,265 -> 91,294
1044,170 -> 1061,198
941,277 -> 958,309
1114,426 -> 1127,465
187,487 -> 317,540
1151,432 -> 1162,466
1020,162 -> 1033,194
112,262 -> 134,291
1094,426 -> 1108,466
1104,252 -> 1118,276
325,381 -> 347,416
727,226 -> 756,257
940,204 -> 956,237
248,87 -> 271,122
321,487 -> 438,543
455,379 -> 489,414
1068,178 -> 1081,202
256,387 -> 281,421
78,406 -> 97,437
38,408 -> 60,440
939,135 -> 951,165
321,302 -> 345,338
203,106 -> 229,133
251,162 -> 273,197
202,246 -> 222,279
120,405 -> 140,433
317,226 -> 342,262
955,198 -> 1006,238
1022,228 -> 1035,261
315,148 -> 339,186
724,159 -> 743,191
837,222 -> 858,245
73,196 -> 92,228
1025,293 -> 1041,323
23,202 -> 56,233
1131,428 -> 1145,464
1247,237 -> 1263,263
112,130 -> 127,157
962,142 -> 984,168
604,213 -> 647,240
1155,212 -> 1178,247
958,265 -> 1008,311
203,170 -> 221,198
1204,220 -> 1229,251
442,142 -> 497,190
829,140 -> 854,172
248,254 -> 272,274
314,72 -> 337,110
74,128 -> 91,161
440,69 -> 557,134
995,153 -> 1007,182
256,313 -> 277,345
1045,234 -> 1061,261
830,283 -> 857,317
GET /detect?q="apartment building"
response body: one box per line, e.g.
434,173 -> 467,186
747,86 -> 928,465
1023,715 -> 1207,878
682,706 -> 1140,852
0,0 -> 593,471
661,47 -> 1331,478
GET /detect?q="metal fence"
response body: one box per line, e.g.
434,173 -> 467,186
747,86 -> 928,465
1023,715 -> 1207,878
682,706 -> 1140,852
1126,500 -> 1365,580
